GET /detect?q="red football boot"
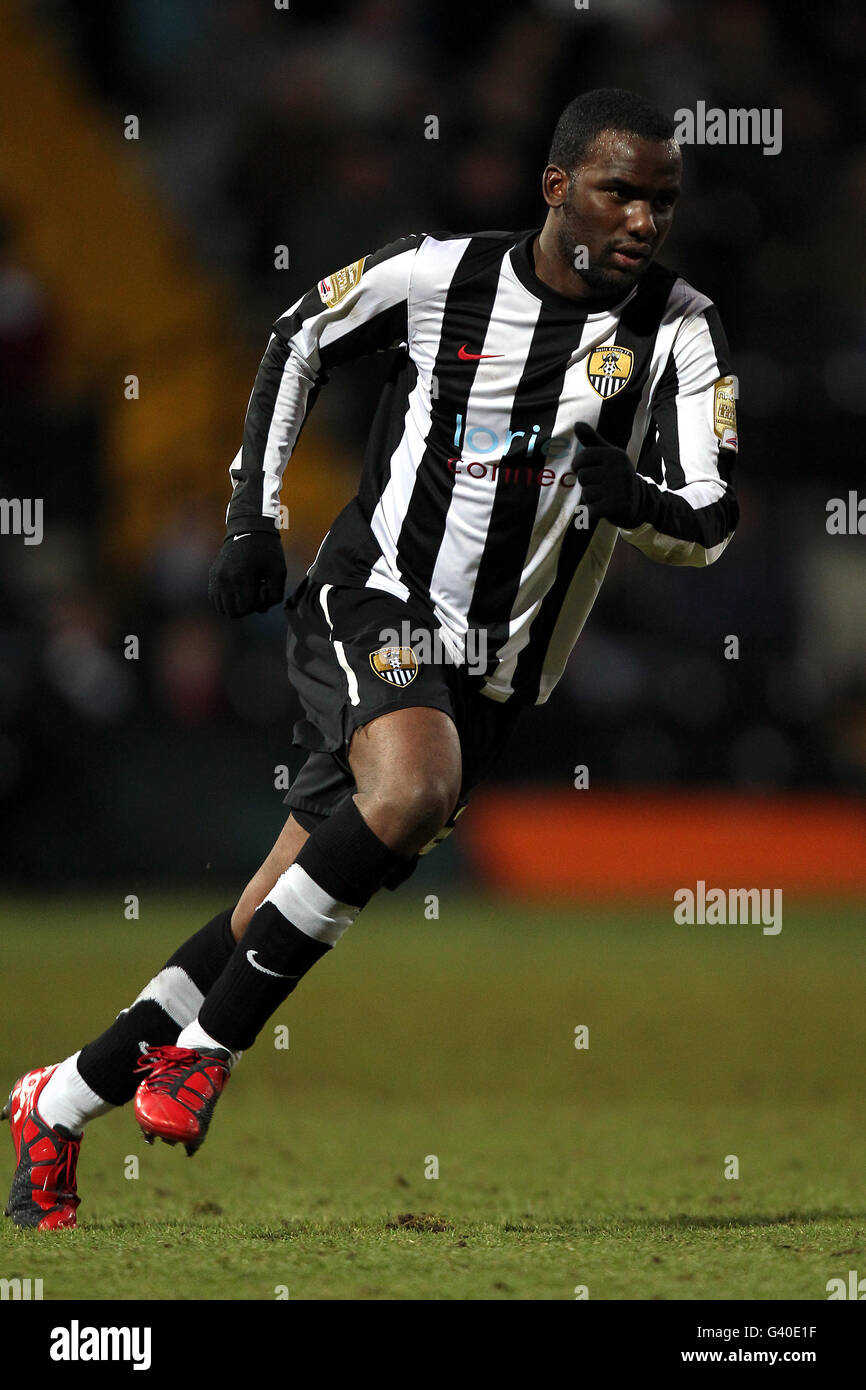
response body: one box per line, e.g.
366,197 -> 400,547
2,1065 -> 81,1230
133,1045 -> 231,1157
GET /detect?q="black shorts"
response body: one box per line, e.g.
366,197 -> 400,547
282,574 -> 523,877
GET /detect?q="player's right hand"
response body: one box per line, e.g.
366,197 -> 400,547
208,529 -> 288,618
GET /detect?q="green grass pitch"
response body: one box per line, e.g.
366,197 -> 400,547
0,893 -> 863,1300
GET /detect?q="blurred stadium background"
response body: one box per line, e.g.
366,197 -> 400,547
1,0 -> 864,896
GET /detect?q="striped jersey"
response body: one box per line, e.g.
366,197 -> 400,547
225,229 -> 739,705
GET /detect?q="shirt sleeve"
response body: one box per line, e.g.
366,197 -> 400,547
224,235 -> 422,535
620,302 -> 739,566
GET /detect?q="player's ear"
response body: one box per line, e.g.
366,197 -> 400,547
542,164 -> 571,208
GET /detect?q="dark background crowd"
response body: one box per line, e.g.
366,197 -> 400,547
1,0 -> 864,885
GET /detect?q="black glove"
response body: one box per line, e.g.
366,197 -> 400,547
574,422 -> 649,529
208,528 -> 287,618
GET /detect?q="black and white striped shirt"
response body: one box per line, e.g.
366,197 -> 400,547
226,229 -> 738,705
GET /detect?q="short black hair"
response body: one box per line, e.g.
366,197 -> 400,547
548,88 -> 675,172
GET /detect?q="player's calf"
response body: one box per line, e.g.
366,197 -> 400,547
134,796 -> 420,1155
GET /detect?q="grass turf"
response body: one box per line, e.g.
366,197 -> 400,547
0,893 -> 863,1300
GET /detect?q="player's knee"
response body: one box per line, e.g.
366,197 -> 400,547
363,770 -> 459,850
402,773 -> 459,837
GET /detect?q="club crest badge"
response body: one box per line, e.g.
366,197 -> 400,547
318,257 -> 367,308
713,375 -> 738,451
369,645 -> 419,687
587,345 -> 634,398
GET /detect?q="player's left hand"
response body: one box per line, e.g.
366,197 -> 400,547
574,422 -> 648,529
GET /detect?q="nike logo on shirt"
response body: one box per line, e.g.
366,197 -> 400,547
457,344 -> 503,361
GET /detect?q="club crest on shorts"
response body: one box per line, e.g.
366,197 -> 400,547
587,345 -> 634,397
369,645 -> 419,686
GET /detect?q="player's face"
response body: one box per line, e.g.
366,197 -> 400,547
548,131 -> 682,298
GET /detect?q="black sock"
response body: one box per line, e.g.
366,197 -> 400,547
295,796 -> 413,907
199,902 -> 331,1052
198,799 -> 411,1051
76,906 -> 237,1106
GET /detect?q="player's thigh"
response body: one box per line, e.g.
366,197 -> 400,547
286,578 -> 462,854
231,812 -> 310,938
348,704 -> 462,853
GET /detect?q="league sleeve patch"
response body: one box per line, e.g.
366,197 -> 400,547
713,375 -> 738,451
318,257 -> 367,308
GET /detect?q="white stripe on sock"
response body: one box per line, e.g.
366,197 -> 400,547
131,966 -> 204,1027
266,862 -> 359,945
